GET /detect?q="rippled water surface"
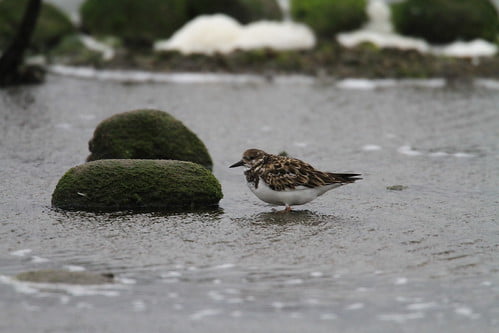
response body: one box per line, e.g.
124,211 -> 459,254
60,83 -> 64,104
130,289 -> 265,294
0,75 -> 498,332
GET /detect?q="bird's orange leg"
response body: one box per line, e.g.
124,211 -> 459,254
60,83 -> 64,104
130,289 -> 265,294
278,205 -> 292,213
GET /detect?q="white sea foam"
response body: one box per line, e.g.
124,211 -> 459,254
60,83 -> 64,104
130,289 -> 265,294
132,300 -> 147,312
63,265 -> 86,272
272,301 -> 285,309
432,40 -> 498,58
394,277 -> 408,285
10,249 -> 32,257
453,152 -> 475,158
284,278 -> 303,285
54,123 -> 73,130
154,14 -> 315,54
475,79 -> 499,90
337,79 -> 379,90
378,312 -> 425,322
310,271 -> 324,278
48,64 -> 498,90
398,146 -> 422,156
407,302 -> 438,311
320,313 -> 338,320
455,306 -> 480,319
117,277 -> 136,285
161,271 -> 182,278
429,151 -> 449,157
31,256 -> 50,263
190,308 -> 222,320
338,0 -> 498,58
213,263 -> 235,270
80,35 -> 115,60
293,142 -> 308,148
362,144 -> 382,151
49,65 -> 265,84
208,290 -> 225,301
235,21 -> 315,51
346,303 -> 365,310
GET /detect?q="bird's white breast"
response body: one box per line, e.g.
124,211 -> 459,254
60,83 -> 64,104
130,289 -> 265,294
247,178 -> 343,206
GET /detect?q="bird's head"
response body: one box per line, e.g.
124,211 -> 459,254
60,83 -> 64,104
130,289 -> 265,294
229,149 -> 266,168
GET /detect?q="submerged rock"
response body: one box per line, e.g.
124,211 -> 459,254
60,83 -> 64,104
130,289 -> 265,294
52,159 -> 223,211
87,109 -> 213,170
386,185 -> 408,191
16,270 -> 114,285
0,0 -> 75,52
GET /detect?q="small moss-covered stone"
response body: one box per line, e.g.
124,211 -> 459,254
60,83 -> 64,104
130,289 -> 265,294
387,185 -> 408,191
187,0 -> 282,24
87,109 -> 213,170
391,0 -> 499,44
80,0 -> 189,47
0,0 -> 75,52
16,270 -> 114,285
291,0 -> 367,38
52,159 -> 223,211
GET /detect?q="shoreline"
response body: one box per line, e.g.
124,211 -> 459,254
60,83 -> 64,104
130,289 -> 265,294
48,42 -> 499,80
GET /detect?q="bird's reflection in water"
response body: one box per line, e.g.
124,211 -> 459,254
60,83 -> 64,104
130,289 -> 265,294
247,210 -> 336,226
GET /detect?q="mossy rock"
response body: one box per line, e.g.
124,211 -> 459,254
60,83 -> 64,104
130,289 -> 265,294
87,109 -> 213,170
16,270 -> 114,285
52,159 -> 223,212
186,0 -> 282,24
391,0 -> 499,44
49,34 -> 104,65
291,0 -> 367,38
0,0 -> 75,52
80,0 -> 189,47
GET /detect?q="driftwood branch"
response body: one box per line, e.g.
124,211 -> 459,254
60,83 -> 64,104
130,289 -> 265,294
0,0 -> 43,86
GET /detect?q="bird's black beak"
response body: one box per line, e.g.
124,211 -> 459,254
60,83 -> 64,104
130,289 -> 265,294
229,160 -> 245,168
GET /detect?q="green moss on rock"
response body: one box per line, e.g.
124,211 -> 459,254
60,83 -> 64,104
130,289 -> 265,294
52,159 -> 223,211
87,109 -> 213,170
0,0 -> 75,52
291,0 -> 367,38
16,270 -> 114,285
80,0 -> 189,47
49,34 -> 103,65
187,0 -> 282,24
391,0 -> 499,44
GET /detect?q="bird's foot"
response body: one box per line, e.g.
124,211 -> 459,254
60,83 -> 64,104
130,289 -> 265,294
273,205 -> 292,213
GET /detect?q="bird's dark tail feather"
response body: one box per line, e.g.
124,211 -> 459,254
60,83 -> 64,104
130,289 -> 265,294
328,173 -> 362,183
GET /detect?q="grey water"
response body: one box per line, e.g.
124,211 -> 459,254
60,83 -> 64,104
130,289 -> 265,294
0,75 -> 498,332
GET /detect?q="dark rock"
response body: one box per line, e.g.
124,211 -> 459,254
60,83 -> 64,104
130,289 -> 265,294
80,0 -> 189,47
52,159 -> 223,212
386,185 -> 408,191
391,0 -> 499,44
291,0 -> 368,38
87,109 -> 213,170
0,0 -> 75,52
16,270 -> 114,285
187,0 -> 282,24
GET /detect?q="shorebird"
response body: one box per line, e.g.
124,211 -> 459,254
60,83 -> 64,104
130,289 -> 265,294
230,149 -> 361,212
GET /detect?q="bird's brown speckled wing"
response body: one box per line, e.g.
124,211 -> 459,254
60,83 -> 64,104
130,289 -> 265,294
258,155 -> 346,191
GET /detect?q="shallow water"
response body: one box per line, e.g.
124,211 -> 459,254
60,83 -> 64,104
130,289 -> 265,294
0,75 -> 498,332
